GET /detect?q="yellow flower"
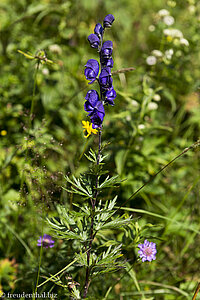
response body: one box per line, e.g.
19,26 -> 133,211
82,121 -> 98,138
1,130 -> 7,136
166,36 -> 173,42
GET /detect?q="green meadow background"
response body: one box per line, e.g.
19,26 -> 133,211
0,0 -> 200,298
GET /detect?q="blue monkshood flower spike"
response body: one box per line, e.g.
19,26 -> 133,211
103,87 -> 117,105
103,14 -> 115,28
101,41 -> 113,58
94,23 -> 104,38
88,33 -> 100,48
84,90 -> 105,127
84,59 -> 99,84
138,240 -> 157,262
37,234 -> 55,248
99,67 -> 113,89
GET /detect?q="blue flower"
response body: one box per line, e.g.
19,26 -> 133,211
90,110 -> 104,128
84,90 -> 105,127
101,41 -> 113,58
103,87 -> 116,105
138,240 -> 157,262
84,59 -> 99,84
101,57 -> 114,68
99,67 -> 113,89
94,23 -> 104,38
103,14 -> 115,28
88,34 -> 100,48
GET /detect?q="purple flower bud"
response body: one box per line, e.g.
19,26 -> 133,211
101,41 -> 113,58
104,87 -> 116,105
84,59 -> 99,84
88,33 -> 100,48
94,23 -> 103,38
103,14 -> 115,28
99,67 -> 113,89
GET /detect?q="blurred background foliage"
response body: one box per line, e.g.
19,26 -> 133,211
0,0 -> 200,298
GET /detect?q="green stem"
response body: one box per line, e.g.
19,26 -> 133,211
29,60 -> 40,129
83,130 -> 102,298
34,244 -> 43,299
20,60 -> 40,198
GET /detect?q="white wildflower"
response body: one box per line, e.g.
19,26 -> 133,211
188,5 -> 196,13
146,56 -> 157,65
148,25 -> 156,32
131,100 -> 139,107
165,49 -> 174,59
147,102 -> 158,110
49,44 -> 62,54
153,94 -> 161,101
163,15 -> 175,26
163,28 -> 183,38
152,50 -> 163,57
42,68 -> 49,75
138,124 -> 145,130
126,115 -> 131,121
158,9 -> 170,17
180,38 -> 189,46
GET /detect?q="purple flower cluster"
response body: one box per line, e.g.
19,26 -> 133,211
84,14 -> 116,128
138,240 -> 157,262
37,234 -> 55,248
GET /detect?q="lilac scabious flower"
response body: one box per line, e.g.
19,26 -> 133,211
138,240 -> 157,262
37,234 -> 55,248
99,67 -> 113,89
94,23 -> 104,38
103,14 -> 115,28
84,90 -> 105,127
84,59 -> 99,84
88,34 -> 100,48
103,87 -> 117,105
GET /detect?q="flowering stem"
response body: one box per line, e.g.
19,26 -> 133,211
83,130 -> 102,298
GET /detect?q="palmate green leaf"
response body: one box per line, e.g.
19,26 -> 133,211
84,148 -> 97,163
85,148 -> 108,165
94,197 -> 118,224
72,203 -> 91,216
47,217 -> 87,241
47,206 -> 90,242
97,216 -> 132,231
64,175 -> 92,197
74,250 -> 88,267
98,175 -> 121,189
93,245 -> 124,274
